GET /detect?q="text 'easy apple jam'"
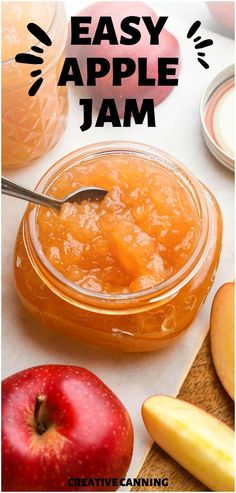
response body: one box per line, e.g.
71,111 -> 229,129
14,143 -> 222,351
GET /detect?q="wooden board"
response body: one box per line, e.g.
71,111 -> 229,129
131,334 -> 234,492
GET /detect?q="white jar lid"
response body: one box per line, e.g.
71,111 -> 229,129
200,64 -> 235,172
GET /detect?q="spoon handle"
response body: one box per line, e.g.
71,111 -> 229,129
1,177 -> 61,209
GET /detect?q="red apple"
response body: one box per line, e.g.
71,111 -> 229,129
207,2 -> 235,33
68,2 -> 180,117
2,365 -> 133,491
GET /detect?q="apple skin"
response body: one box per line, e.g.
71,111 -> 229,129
67,2 -> 180,117
210,282 -> 235,400
207,2 -> 235,33
2,365 -> 133,492
142,395 -> 235,492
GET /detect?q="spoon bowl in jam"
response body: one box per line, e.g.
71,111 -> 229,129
2,177 -> 107,209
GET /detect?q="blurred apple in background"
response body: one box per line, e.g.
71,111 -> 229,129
207,2 -> 235,33
67,2 -> 180,117
2,365 -> 133,491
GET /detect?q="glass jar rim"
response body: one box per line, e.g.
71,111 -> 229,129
2,2 -> 67,91
23,141 -> 211,309
2,1 -> 58,66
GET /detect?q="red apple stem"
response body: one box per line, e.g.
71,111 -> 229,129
34,394 -> 47,435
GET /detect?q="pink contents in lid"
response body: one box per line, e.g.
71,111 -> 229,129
204,77 -> 235,158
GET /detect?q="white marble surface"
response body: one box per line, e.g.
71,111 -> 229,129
2,2 -> 234,488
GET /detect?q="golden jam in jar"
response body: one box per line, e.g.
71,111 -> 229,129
2,2 -> 68,168
37,155 -> 200,294
14,143 -> 223,351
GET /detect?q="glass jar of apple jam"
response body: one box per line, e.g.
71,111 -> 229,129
2,2 -> 68,169
14,142 -> 222,352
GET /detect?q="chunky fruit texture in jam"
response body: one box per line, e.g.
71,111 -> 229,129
38,155 -> 200,294
14,154 -> 222,351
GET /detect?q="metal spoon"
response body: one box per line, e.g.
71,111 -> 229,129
2,177 -> 108,209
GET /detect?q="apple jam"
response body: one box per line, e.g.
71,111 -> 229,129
2,2 -> 68,168
37,155 -> 200,293
14,142 -> 222,351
